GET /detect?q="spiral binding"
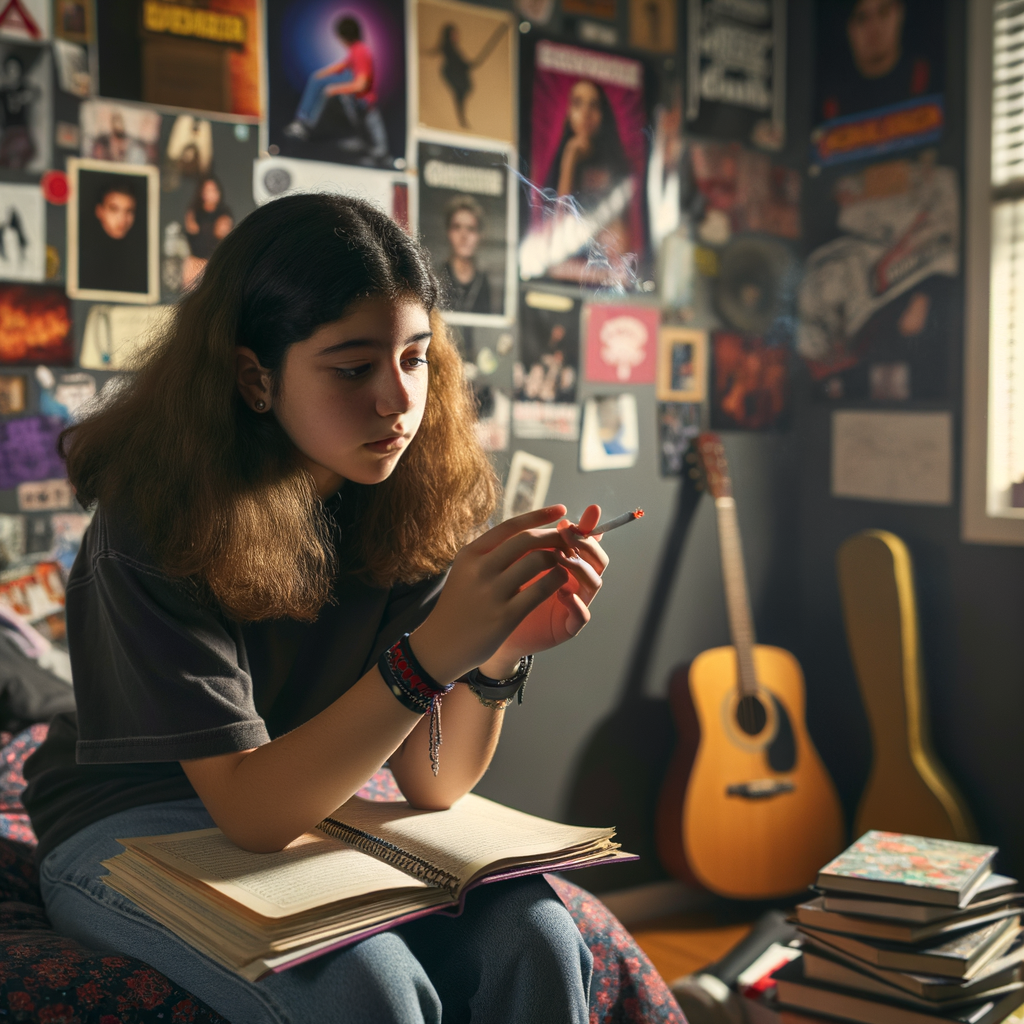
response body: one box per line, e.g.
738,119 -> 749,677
316,816 -> 461,896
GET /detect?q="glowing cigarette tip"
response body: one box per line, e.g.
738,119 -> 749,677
577,508 -> 645,536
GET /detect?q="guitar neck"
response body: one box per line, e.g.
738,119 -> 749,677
714,496 -> 759,696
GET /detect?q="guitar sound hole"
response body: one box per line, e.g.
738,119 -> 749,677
736,695 -> 767,736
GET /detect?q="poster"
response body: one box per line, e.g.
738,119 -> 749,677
521,38 -> 649,289
417,140 -> 514,324
159,117 -> 257,297
629,0 -> 676,54
0,0 -> 49,41
686,0 -> 785,150
0,42 -> 50,172
0,182 -> 45,281
579,393 -> 640,471
415,0 -> 515,145
711,331 -> 789,431
0,285 -> 72,364
811,0 -> 944,170
657,327 -> 707,403
658,401 -> 701,476
502,450 -> 554,520
584,303 -> 659,384
0,415 -> 66,489
97,0 -> 260,118
798,156 -> 958,400
513,289 -> 581,441
80,101 -> 161,166
266,0 -> 406,169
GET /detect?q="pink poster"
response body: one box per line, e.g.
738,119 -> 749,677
584,303 -> 659,383
522,39 -> 648,289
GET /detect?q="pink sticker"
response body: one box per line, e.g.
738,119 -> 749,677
584,304 -> 659,384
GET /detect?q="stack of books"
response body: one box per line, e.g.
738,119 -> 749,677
772,831 -> 1024,1024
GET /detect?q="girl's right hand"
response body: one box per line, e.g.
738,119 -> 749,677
409,506 -> 574,683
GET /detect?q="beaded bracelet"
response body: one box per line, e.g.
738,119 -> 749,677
464,655 -> 534,710
378,634 -> 454,776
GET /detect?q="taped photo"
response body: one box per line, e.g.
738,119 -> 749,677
0,182 -> 45,281
417,139 -> 514,325
657,326 -> 707,403
67,158 -> 160,304
80,100 -> 161,166
503,450 -> 554,520
579,393 -> 640,471
0,41 -> 51,172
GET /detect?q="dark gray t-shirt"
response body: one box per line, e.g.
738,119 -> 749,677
22,505 -> 445,863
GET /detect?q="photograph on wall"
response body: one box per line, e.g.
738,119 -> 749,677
0,42 -> 50,172
80,101 -> 161,166
513,289 -> 581,441
0,373 -> 26,414
159,117 -> 257,298
657,326 -> 706,403
0,182 -> 45,281
267,0 -> 405,169
36,366 -> 95,421
798,155 -> 958,400
579,393 -> 639,472
252,157 -> 413,232
658,401 -> 701,476
52,38 -> 89,97
584,303 -> 659,384
0,285 -> 72,365
54,0 -> 90,43
629,0 -> 676,54
711,331 -> 789,431
417,140 -> 513,324
812,0 -> 944,170
415,0 -> 515,144
67,158 -> 159,304
79,304 -> 172,370
521,38 -> 649,289
686,0 -> 785,150
502,450 -> 554,520
0,0 -> 49,41
97,0 -> 260,118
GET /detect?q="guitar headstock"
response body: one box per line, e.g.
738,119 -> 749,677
691,433 -> 732,499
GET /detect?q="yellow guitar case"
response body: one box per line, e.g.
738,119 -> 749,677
836,531 -> 976,841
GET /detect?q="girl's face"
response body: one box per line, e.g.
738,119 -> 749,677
567,81 -> 602,142
268,295 -> 432,496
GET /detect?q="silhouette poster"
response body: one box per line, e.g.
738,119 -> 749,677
266,0 -> 406,169
415,0 -> 515,145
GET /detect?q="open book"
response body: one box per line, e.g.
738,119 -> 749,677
101,793 -> 631,980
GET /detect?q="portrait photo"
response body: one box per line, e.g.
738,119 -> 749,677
54,0 -> 90,43
267,0 -> 406,169
415,0 -> 515,144
579,393 -> 640,472
521,38 -> 649,289
80,100 -> 161,166
502,450 -> 554,521
657,326 -> 707,403
0,182 -> 45,282
0,42 -> 50,172
417,140 -> 513,325
67,159 -> 159,304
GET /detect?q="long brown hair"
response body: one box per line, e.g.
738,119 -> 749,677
63,194 -> 498,621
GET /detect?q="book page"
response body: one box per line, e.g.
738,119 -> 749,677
330,793 -> 615,888
121,827 -> 431,919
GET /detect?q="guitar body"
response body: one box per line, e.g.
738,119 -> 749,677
676,644 -> 845,899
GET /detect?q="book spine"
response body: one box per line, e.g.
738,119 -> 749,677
317,817 -> 461,896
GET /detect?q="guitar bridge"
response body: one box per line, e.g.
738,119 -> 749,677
726,779 -> 795,800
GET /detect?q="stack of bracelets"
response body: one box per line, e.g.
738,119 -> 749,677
378,634 -> 533,775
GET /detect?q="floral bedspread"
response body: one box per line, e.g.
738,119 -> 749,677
0,726 -> 684,1024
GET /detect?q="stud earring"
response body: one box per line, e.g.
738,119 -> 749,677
255,399 -> 267,411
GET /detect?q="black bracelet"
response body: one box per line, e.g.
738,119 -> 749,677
464,655 -> 533,709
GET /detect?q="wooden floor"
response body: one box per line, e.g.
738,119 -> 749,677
630,911 -> 754,985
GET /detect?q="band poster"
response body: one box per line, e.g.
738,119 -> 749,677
521,38 -> 649,290
266,0 -> 406,169
686,0 -> 785,151
415,0 -> 515,145
417,140 -> 514,325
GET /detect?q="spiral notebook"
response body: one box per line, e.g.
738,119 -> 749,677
101,793 -> 632,981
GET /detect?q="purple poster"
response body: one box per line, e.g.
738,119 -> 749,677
0,416 -> 66,490
521,39 -> 648,289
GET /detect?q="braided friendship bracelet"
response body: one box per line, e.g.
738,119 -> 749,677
464,655 -> 534,710
378,634 -> 454,776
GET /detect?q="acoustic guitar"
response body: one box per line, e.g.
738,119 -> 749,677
656,434 -> 845,899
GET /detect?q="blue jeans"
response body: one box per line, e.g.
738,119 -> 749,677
296,71 -> 351,126
40,798 -> 593,1024
295,72 -> 389,157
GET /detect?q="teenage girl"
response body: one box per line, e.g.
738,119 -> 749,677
23,193 -> 609,1024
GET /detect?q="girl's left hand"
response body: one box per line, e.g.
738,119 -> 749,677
484,504 -> 608,672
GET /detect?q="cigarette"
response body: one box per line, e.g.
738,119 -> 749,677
573,508 -> 644,537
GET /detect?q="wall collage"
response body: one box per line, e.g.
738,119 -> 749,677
0,0 -> 958,634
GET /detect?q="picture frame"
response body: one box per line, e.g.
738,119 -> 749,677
502,450 -> 554,520
657,326 -> 707,403
66,158 -> 160,304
